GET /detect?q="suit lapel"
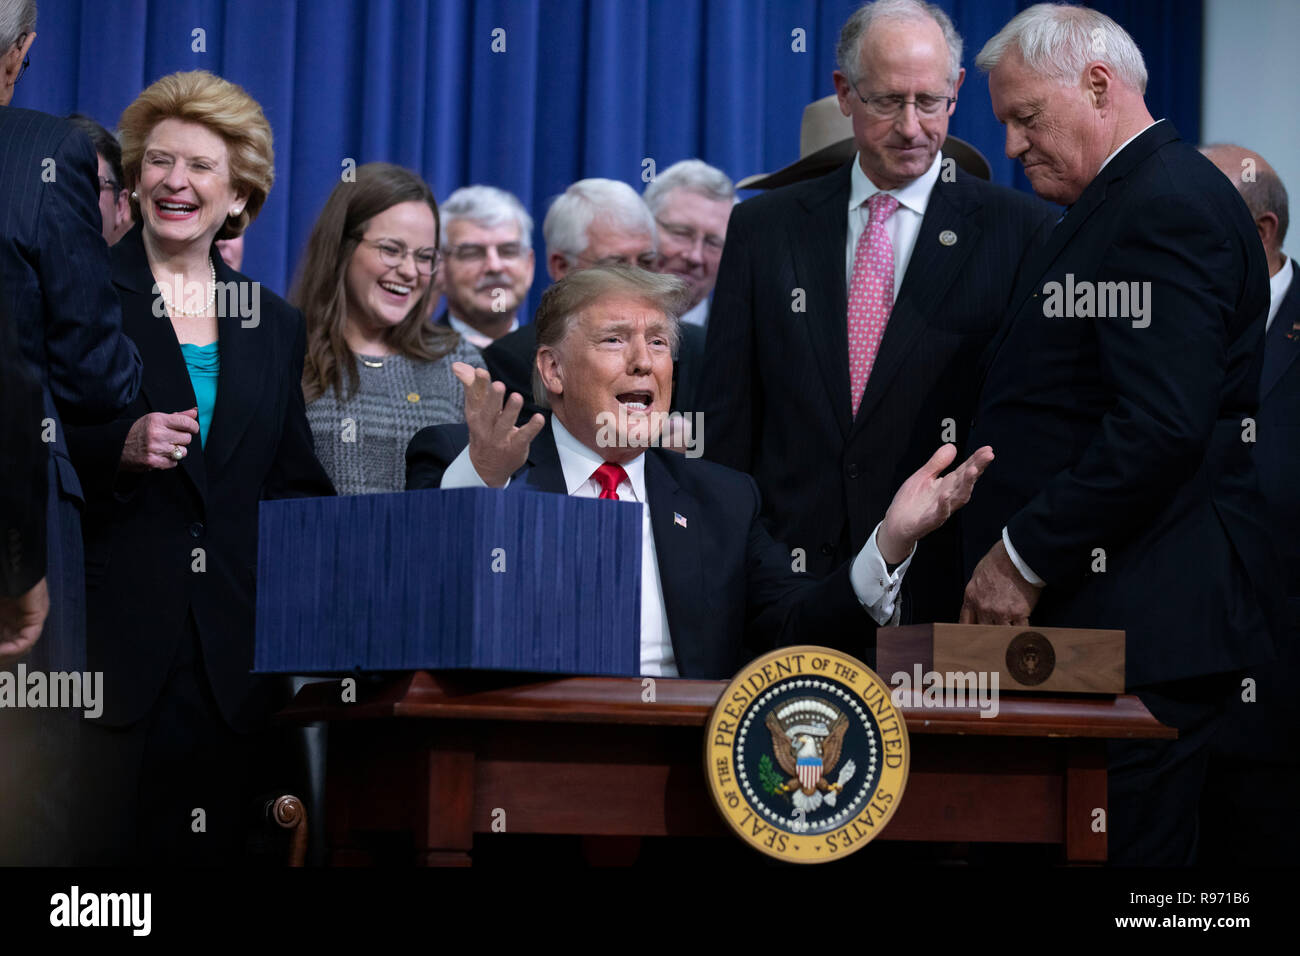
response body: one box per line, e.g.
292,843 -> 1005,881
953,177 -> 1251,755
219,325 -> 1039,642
643,452 -> 707,675
112,227 -> 208,505
981,122 -> 1183,386
851,173 -> 982,433
201,256 -> 271,473
518,421 -> 569,493
1261,260 -> 1300,400
792,163 -> 853,438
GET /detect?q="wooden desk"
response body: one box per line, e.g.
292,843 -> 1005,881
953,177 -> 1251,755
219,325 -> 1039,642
281,672 -> 1174,866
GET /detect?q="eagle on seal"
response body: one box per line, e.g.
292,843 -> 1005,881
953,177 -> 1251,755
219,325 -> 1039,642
766,711 -> 857,813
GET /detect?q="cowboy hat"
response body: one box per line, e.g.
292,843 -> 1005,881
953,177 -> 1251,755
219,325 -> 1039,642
738,94 -> 991,189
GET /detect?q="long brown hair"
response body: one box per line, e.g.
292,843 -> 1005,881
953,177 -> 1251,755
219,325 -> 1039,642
293,162 -> 460,402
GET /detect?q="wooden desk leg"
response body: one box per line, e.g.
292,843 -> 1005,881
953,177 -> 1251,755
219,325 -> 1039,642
416,735 -> 474,867
1064,740 -> 1108,865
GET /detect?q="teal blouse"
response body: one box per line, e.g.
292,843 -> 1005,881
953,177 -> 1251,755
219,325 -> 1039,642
179,342 -> 220,447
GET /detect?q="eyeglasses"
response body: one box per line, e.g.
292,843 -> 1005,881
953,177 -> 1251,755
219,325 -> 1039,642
98,176 -> 121,196
14,33 -> 29,84
445,241 -> 526,264
656,218 -> 725,253
573,251 -> 659,271
855,89 -> 956,120
356,237 -> 440,275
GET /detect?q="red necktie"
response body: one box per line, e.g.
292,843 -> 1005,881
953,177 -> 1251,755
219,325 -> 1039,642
591,462 -> 628,500
847,192 -> 899,416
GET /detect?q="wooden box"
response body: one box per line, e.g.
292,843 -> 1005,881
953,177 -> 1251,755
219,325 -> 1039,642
877,624 -> 1125,694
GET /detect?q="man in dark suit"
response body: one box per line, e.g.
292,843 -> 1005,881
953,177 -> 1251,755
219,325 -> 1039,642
483,178 -> 707,417
409,266 -> 991,678
700,1 -> 1052,630
433,185 -> 535,348
1197,144 -> 1298,865
0,4 -> 142,865
963,6 -> 1282,864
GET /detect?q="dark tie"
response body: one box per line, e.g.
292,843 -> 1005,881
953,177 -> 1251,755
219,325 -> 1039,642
591,462 -> 628,500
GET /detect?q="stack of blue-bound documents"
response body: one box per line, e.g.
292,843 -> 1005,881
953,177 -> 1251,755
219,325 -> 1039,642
253,487 -> 642,676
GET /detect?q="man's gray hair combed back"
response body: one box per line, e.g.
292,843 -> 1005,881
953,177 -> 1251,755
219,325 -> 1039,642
543,178 -> 656,261
0,0 -> 37,55
836,0 -> 963,88
975,3 -> 1148,94
643,159 -> 736,214
439,185 -> 534,250
531,265 -> 692,407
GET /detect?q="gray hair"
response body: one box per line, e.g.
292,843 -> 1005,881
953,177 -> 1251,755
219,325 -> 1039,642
531,265 -> 691,408
643,159 -> 736,214
836,0 -> 963,88
542,178 -> 656,262
0,0 -> 36,55
439,184 -> 534,250
975,3 -> 1148,94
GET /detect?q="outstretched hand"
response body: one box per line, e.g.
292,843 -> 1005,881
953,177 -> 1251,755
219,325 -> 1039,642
877,444 -> 994,564
454,362 -> 545,487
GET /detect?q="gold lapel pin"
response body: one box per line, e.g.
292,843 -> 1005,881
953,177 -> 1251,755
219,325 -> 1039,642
406,392 -> 421,403
939,230 -> 958,246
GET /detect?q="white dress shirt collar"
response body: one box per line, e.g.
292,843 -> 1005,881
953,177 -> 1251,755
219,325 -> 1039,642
1267,256 -> 1295,332
551,415 -> 648,502
447,312 -> 519,350
1098,119 -> 1163,175
849,148 -> 943,218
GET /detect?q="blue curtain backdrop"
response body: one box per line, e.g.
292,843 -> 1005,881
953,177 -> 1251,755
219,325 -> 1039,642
16,0 -> 1202,314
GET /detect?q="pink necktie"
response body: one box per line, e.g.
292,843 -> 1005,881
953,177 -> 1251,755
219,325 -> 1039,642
591,462 -> 628,500
847,192 -> 899,417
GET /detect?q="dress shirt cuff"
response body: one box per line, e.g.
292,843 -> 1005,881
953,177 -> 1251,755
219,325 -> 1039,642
850,521 -> 914,626
1002,526 -> 1045,587
441,446 -> 511,490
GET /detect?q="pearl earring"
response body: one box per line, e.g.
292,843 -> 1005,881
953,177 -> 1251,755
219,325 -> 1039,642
131,191 -> 138,200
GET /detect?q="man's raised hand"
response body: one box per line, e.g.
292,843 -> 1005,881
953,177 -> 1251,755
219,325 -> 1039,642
453,362 -> 545,487
877,444 -> 995,564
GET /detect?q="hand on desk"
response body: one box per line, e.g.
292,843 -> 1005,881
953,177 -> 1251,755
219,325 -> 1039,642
960,538 -> 1043,626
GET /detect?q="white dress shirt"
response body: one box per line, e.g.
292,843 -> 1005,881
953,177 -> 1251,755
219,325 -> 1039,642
846,149 -> 944,298
1267,256 -> 1294,333
447,313 -> 519,350
679,299 -> 709,328
442,417 -> 914,675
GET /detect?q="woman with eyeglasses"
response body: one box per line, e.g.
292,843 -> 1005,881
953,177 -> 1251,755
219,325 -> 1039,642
294,163 -> 486,495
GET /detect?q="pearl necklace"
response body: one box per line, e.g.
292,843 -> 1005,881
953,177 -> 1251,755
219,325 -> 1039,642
160,259 -> 218,317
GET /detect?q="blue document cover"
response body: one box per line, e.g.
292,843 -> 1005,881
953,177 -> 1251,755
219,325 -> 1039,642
254,488 -> 643,676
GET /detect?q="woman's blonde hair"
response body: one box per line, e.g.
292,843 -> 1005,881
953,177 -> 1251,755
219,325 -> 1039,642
118,69 -> 274,240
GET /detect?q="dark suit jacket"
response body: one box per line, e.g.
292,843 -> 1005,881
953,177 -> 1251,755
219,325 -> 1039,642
1257,261 -> 1300,613
406,421 -> 873,678
483,316 -> 708,416
0,107 -> 142,668
964,122 -> 1281,689
0,300 -> 47,597
1215,260 -> 1300,760
66,225 -> 335,730
701,162 -> 1053,623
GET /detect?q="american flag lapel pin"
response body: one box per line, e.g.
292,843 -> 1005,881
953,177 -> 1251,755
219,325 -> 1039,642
674,512 -> 688,528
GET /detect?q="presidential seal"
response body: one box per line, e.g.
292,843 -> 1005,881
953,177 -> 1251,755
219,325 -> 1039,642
705,646 -> 910,863
1006,630 -> 1056,686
